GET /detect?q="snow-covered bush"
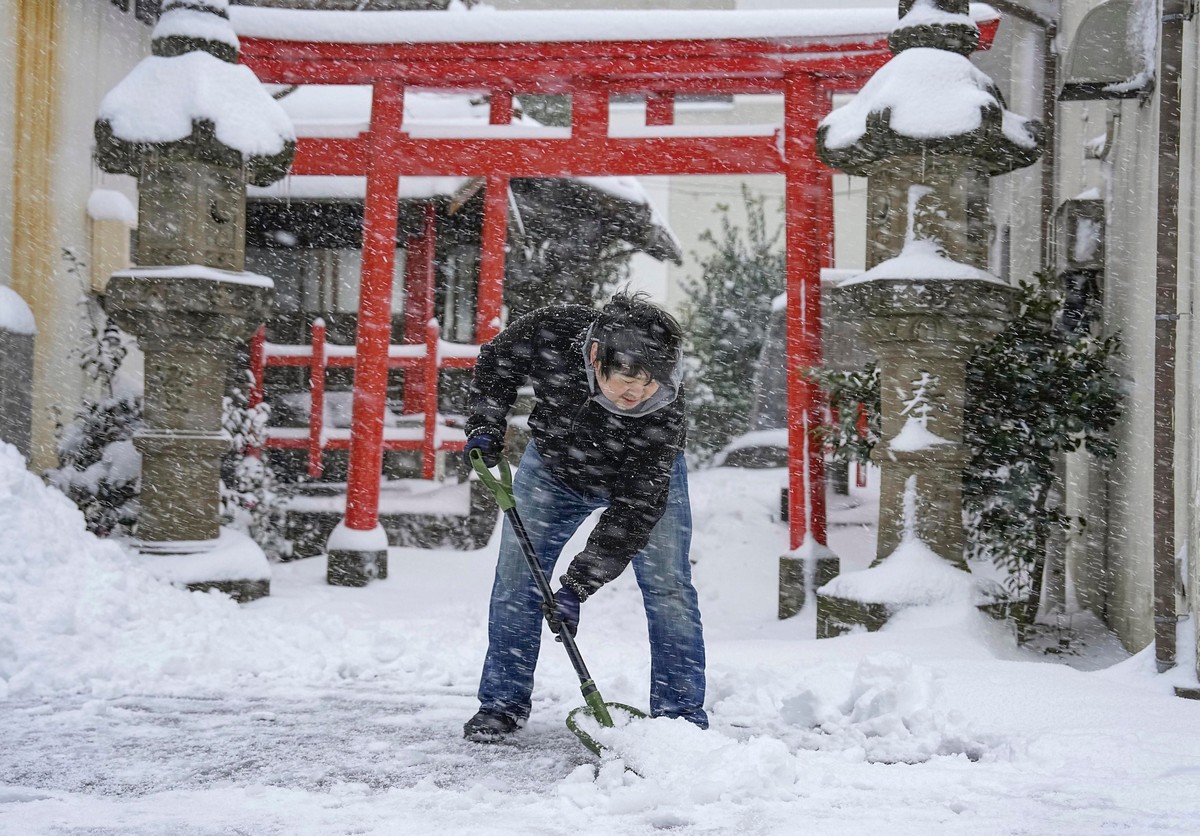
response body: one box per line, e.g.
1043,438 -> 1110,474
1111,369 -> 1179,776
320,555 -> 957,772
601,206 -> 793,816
219,376 -> 292,560
47,394 -> 143,539
46,249 -> 142,538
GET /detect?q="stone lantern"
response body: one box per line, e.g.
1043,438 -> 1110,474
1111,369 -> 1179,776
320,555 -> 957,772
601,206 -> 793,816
94,0 -> 295,602
812,0 -> 1043,635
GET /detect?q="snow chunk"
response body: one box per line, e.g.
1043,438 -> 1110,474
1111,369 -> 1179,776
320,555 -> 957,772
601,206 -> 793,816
821,476 -> 976,606
890,416 -> 951,452
86,189 -> 137,226
820,48 -> 1037,150
140,528 -> 269,585
781,652 -> 992,763
573,712 -> 802,805
841,238 -> 1001,284
98,51 -> 294,157
0,285 -> 35,335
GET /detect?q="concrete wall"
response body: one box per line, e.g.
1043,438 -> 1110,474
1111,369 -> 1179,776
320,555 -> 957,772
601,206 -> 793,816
1052,0 -> 1198,654
1177,4 -> 1200,678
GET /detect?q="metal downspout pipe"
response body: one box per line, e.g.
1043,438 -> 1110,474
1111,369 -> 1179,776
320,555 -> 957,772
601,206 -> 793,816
1153,0 -> 1188,673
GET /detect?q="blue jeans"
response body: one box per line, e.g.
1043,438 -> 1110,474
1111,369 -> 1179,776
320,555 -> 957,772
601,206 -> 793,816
477,442 -> 707,728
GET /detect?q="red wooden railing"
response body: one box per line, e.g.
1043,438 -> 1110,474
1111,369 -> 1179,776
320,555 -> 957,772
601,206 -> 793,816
249,319 -> 478,481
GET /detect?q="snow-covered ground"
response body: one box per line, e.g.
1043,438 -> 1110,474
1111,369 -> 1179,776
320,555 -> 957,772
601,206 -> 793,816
2,442 -> 1199,835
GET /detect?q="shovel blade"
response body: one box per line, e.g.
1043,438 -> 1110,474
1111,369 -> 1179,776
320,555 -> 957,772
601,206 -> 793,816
566,702 -> 648,756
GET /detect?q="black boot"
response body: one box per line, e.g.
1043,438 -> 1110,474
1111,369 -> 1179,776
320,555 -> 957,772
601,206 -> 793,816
463,709 -> 520,742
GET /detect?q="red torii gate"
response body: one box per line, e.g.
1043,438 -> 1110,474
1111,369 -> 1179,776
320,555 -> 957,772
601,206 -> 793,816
232,6 -> 999,560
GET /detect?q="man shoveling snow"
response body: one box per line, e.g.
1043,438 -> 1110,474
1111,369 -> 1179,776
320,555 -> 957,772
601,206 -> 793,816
462,291 -> 707,741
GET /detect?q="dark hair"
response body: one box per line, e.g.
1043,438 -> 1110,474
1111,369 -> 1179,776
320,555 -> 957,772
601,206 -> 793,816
590,291 -> 682,385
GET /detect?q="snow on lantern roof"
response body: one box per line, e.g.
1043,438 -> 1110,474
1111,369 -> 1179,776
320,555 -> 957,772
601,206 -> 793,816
228,4 -> 1001,46
95,0 -> 294,187
97,52 -> 295,178
817,47 -> 1041,176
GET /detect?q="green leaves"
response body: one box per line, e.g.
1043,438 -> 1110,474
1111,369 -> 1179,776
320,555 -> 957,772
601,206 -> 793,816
963,271 -> 1122,598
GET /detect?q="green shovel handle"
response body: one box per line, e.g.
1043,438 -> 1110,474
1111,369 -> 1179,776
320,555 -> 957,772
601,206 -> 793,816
469,447 -> 515,512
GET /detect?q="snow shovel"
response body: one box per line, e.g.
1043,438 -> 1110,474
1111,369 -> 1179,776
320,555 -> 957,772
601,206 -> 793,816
470,448 -> 647,757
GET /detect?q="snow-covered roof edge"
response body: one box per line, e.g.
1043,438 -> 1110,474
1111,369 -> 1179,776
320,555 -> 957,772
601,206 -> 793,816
229,5 -> 1000,46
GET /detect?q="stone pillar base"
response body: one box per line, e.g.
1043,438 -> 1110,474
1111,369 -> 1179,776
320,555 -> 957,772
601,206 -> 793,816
778,545 -> 839,619
138,528 -> 271,604
327,549 -> 388,587
817,593 -> 890,638
186,578 -> 270,603
326,521 -> 389,587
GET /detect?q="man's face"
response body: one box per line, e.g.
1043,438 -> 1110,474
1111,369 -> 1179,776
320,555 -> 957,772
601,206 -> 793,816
590,344 -> 660,410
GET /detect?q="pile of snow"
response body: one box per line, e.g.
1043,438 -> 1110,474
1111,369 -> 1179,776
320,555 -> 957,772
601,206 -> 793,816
820,476 -> 995,608
778,652 -> 995,764
841,237 -> 1000,284
0,443 -> 440,700
568,650 -> 999,812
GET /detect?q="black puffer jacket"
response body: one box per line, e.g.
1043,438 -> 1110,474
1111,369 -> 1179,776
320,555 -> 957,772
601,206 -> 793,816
467,305 -> 686,596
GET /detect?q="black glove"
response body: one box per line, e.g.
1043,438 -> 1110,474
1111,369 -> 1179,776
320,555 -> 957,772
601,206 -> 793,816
544,586 -> 581,639
465,430 -> 503,467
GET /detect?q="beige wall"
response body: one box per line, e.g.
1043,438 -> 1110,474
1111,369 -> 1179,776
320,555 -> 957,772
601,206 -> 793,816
7,0 -> 146,470
0,1 -> 16,289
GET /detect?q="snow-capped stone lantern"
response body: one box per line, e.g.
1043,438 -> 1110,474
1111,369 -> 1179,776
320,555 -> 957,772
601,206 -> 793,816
93,0 -> 295,602
812,0 -> 1042,636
